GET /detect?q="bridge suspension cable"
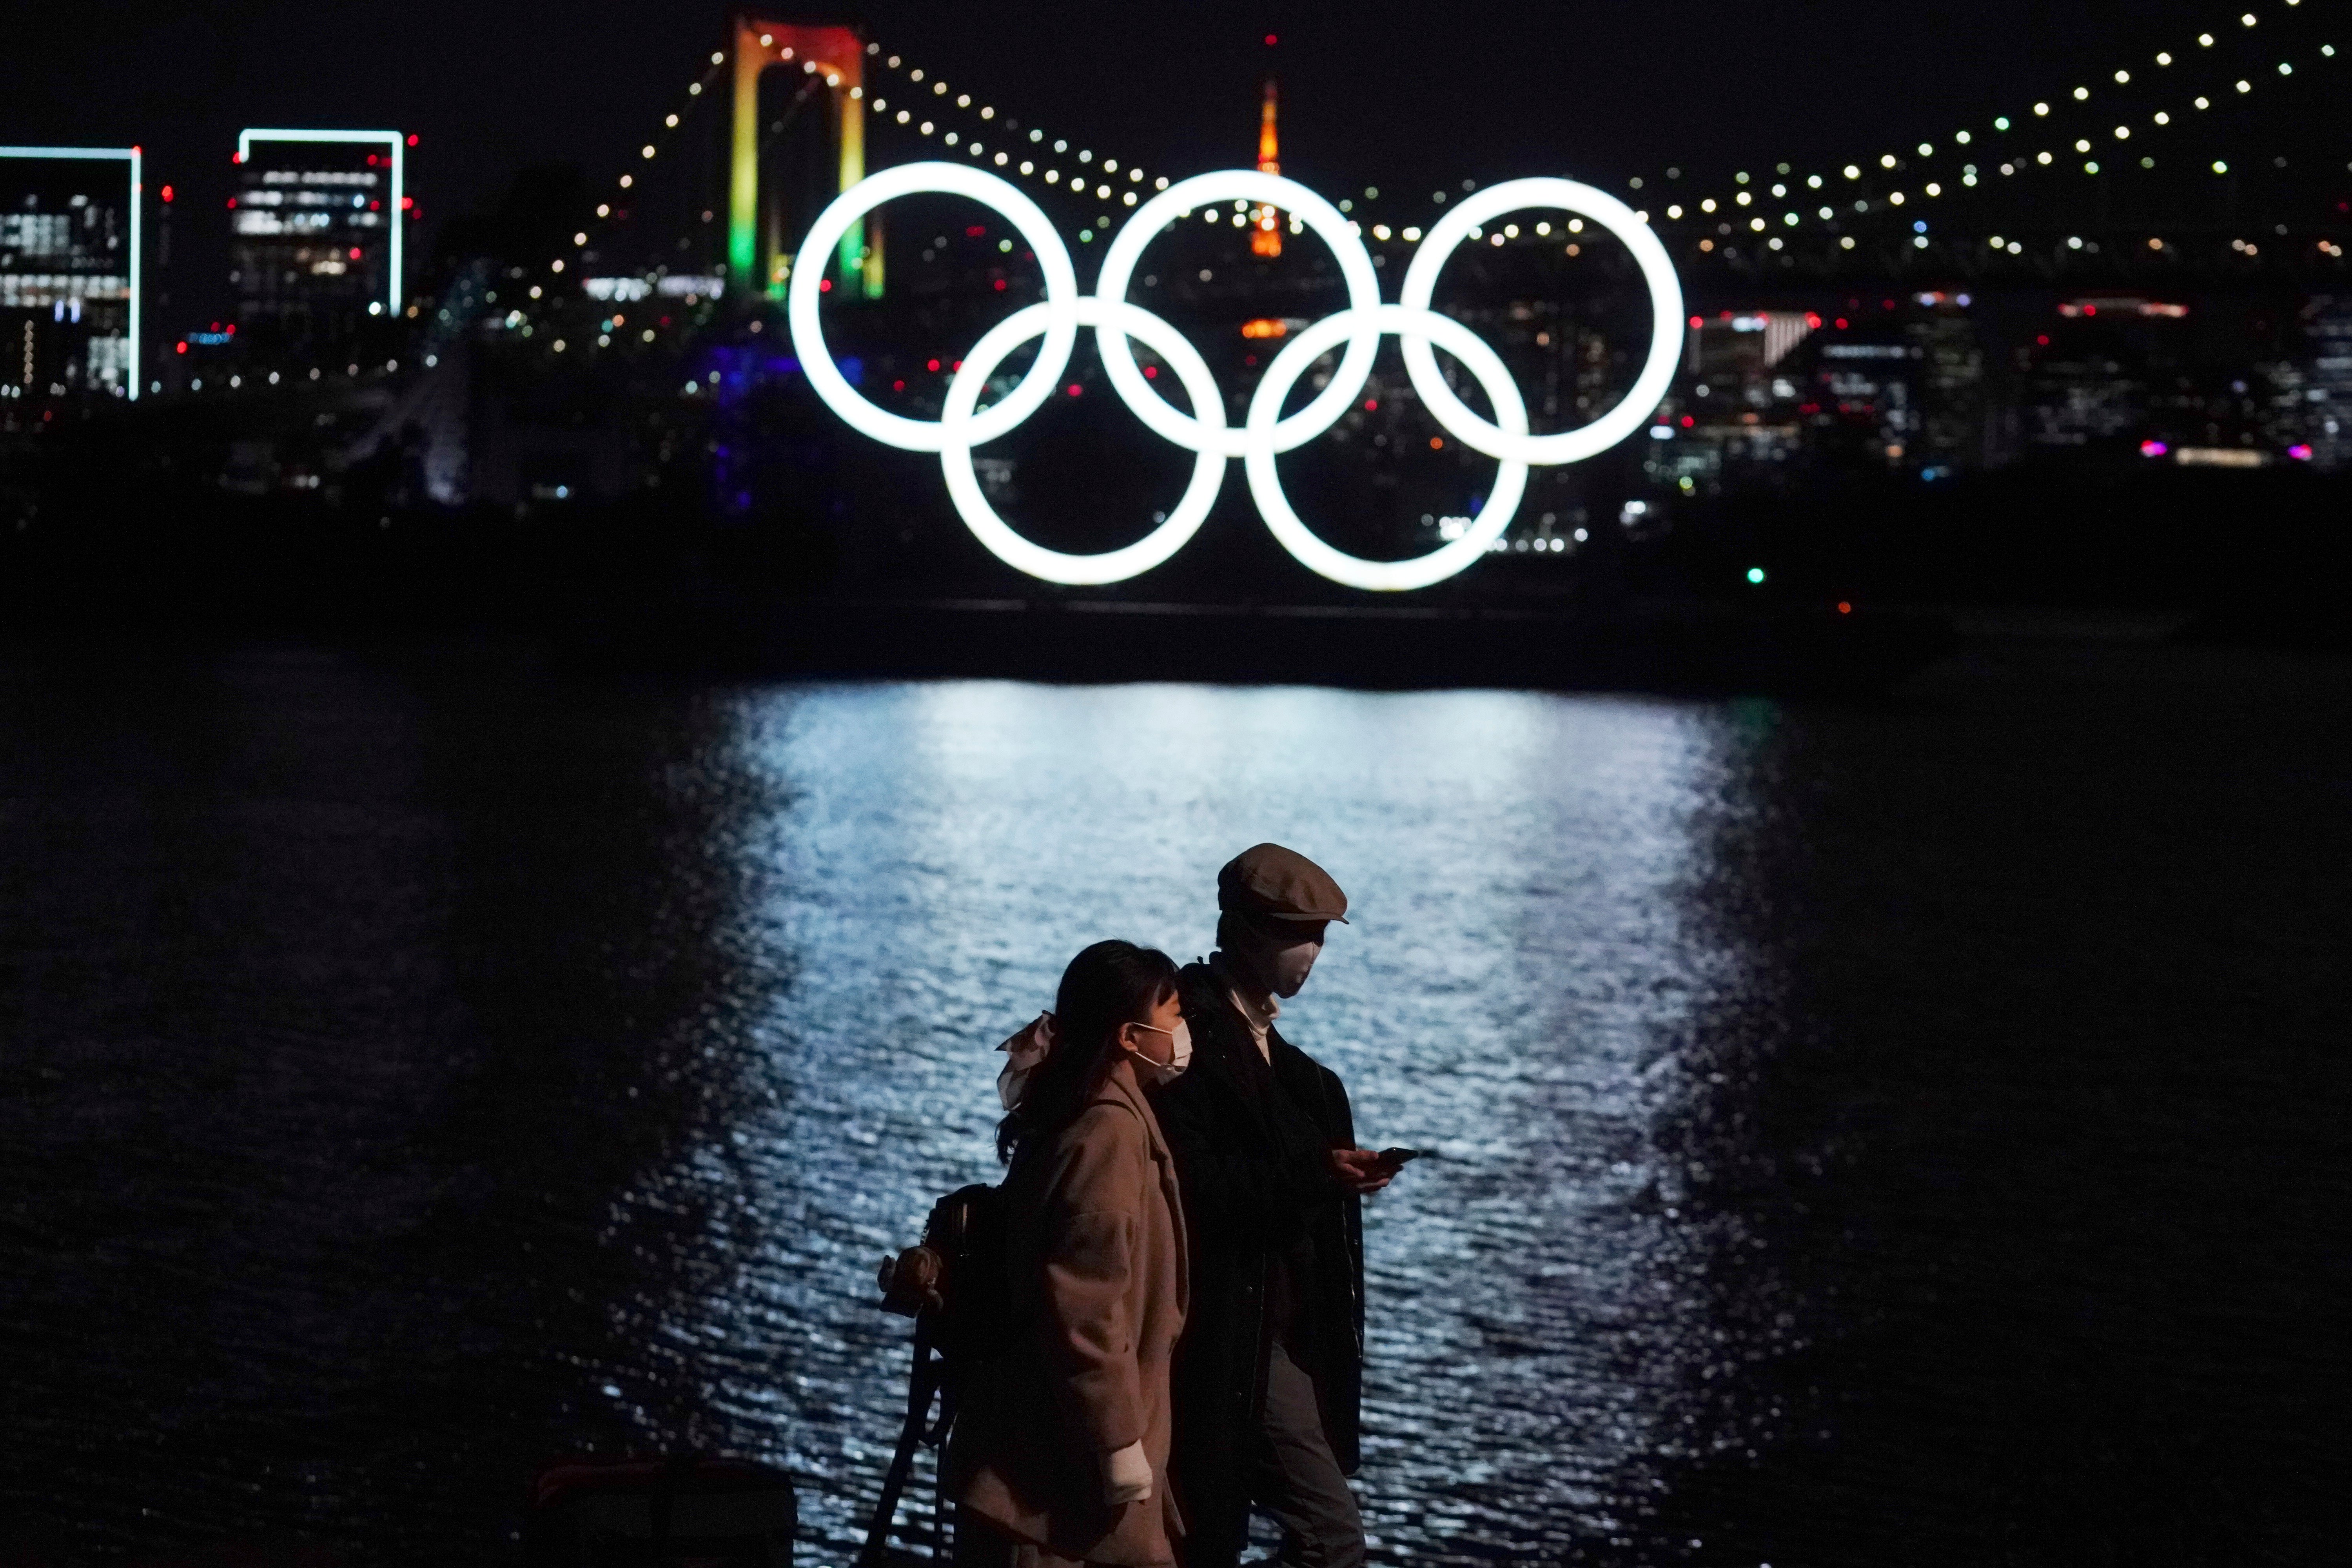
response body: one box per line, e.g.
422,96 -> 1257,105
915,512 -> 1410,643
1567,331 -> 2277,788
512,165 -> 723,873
536,0 -> 2342,303
1636,0 -> 2341,249
1314,0 -> 2342,266
857,41 -> 1172,233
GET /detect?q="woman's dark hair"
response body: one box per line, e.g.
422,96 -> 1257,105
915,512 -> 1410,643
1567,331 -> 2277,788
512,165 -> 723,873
997,940 -> 1180,1164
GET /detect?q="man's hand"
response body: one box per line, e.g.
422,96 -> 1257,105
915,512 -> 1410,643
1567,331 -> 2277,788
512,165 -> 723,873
1102,1441 -> 1153,1505
1329,1147 -> 1399,1195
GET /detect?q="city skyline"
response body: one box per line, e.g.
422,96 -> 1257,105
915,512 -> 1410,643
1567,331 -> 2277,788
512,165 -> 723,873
4,0 -> 2347,573
7,1 -> 2346,315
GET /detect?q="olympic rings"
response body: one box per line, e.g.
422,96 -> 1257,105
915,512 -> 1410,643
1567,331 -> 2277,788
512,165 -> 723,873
787,163 -> 1079,452
942,296 -> 1229,586
1096,171 -> 1383,459
786,162 -> 1685,590
1249,304 -> 1530,592
1398,179 -> 1684,466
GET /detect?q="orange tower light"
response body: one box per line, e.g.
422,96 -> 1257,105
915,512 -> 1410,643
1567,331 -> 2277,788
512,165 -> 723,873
1252,77 -> 1282,257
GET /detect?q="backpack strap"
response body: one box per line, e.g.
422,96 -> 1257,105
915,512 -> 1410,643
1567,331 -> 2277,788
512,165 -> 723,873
855,1316 -> 943,1568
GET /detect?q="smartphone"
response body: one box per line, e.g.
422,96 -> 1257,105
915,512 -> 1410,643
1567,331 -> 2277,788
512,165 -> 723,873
1375,1147 -> 1425,1167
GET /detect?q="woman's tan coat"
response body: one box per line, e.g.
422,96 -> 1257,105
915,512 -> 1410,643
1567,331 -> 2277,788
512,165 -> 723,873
948,1056 -> 1190,1566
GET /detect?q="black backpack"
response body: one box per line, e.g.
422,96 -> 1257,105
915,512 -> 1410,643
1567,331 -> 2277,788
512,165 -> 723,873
856,1180 -> 1017,1567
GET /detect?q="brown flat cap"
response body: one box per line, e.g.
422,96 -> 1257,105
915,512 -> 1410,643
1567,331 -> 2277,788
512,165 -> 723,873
1218,843 -> 1349,924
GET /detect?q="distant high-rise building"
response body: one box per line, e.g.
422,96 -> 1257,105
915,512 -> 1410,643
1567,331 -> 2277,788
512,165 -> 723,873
2299,295 -> 2352,469
0,146 -> 140,401
1904,300 -> 1990,475
229,130 -> 405,365
1654,312 -> 1817,492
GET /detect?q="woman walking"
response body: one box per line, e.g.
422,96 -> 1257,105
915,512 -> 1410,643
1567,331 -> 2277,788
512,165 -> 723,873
949,940 -> 1193,1568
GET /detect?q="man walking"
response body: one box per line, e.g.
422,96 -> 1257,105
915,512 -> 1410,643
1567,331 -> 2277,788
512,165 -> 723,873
1145,844 -> 1401,1568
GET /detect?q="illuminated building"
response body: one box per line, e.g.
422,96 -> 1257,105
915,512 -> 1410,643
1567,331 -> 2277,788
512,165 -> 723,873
1904,300 -> 1991,474
1651,312 -> 1815,490
2296,296 -> 2352,469
729,18 -> 875,299
0,145 -> 141,400
1252,78 -> 1281,258
230,129 -> 406,363
2024,295 -> 2192,456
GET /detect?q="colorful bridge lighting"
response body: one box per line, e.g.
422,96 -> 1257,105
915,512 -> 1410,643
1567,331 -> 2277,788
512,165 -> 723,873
730,18 -> 876,300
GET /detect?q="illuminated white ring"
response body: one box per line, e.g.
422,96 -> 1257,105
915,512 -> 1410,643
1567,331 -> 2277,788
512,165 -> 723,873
939,296 -> 1228,586
788,162 -> 1079,453
1245,303 -> 1529,592
1398,178 -> 1684,466
1094,172 -> 1383,458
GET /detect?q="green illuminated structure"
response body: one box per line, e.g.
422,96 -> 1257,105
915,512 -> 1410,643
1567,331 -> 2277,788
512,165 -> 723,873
730,17 -> 878,300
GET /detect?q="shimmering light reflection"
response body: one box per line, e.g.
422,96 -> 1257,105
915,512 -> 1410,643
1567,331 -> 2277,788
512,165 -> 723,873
621,683 -> 1779,1559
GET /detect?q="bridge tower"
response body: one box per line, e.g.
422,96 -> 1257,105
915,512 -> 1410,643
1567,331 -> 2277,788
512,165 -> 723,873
729,15 -> 880,301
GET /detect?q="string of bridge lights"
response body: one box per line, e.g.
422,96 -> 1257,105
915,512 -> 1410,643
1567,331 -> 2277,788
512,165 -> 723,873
860,42 -> 1178,239
857,0 -> 2341,266
550,35 -> 1182,289
537,49 -> 729,290
1628,0 -> 2342,258
549,0 -> 2341,296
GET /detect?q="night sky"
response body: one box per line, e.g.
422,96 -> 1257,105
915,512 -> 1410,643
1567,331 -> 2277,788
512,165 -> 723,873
1,0 -> 2322,314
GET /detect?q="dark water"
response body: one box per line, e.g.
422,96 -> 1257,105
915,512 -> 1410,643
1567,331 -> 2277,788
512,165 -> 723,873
3,639 -> 2346,1566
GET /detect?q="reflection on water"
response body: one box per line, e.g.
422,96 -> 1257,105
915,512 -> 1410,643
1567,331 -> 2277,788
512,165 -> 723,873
628,682 -> 1784,1561
13,648 -> 2338,1564
0,666 -> 1793,1563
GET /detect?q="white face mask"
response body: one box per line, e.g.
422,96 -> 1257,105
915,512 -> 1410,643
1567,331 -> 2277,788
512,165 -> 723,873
1264,939 -> 1320,998
1123,1019 -> 1193,1084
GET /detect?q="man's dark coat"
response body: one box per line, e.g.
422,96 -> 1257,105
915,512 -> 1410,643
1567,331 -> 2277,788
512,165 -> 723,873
1146,959 -> 1365,1566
